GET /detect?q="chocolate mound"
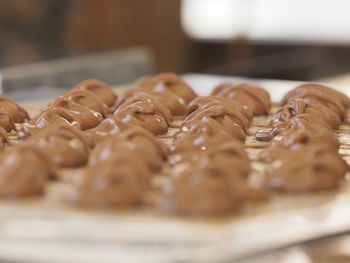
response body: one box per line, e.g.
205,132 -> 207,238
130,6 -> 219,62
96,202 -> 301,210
0,145 -> 53,198
64,160 -> 147,207
89,127 -> 167,171
0,95 -> 30,132
71,79 -> 117,108
183,96 -> 251,141
155,141 -> 266,215
281,83 -> 349,120
27,123 -> 90,168
212,83 -> 271,115
136,72 -> 197,104
263,143 -> 348,192
272,98 -> 341,129
114,94 -> 173,135
18,107 -> 81,137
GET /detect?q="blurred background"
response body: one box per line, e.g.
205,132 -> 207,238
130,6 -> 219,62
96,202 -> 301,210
2,0 -> 350,95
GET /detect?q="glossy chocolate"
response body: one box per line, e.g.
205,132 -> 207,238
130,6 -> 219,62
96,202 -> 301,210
272,98 -> 341,129
155,141 -> 266,215
18,107 -> 81,137
183,96 -> 251,141
212,83 -> 271,115
71,79 -> 117,108
89,127 -> 167,171
282,83 -> 349,121
263,143 -> 348,192
64,159 -> 147,207
0,145 -> 53,198
136,72 -> 197,104
0,95 -> 29,132
27,123 -> 90,168
114,94 -> 173,135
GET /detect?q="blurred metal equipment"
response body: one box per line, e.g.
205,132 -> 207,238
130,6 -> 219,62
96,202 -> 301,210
0,47 -> 154,101
182,0 -> 350,44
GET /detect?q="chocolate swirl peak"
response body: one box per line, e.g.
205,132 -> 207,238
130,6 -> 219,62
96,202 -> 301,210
263,143 -> 348,192
120,89 -> 187,116
0,144 -> 54,198
27,123 -> 90,168
272,98 -> 341,129
18,107 -> 80,137
271,114 -> 339,150
63,89 -> 109,117
49,94 -> 104,130
114,94 -> 173,135
136,72 -> 197,103
211,83 -> 271,115
282,84 -> 349,120
256,113 -> 339,148
71,79 -> 117,108
183,96 -> 251,141
0,95 -> 30,132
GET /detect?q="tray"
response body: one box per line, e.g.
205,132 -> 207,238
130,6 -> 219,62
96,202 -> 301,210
1,74 -> 350,263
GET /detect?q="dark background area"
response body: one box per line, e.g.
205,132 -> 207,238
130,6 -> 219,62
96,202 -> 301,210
1,0 -> 350,81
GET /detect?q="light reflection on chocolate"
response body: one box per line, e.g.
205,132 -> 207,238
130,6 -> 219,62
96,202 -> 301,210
84,118 -> 134,147
173,118 -> 236,155
18,107 -> 81,137
49,95 -> 104,130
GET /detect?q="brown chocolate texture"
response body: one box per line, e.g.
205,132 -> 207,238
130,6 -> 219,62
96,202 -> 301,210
0,144 -> 54,197
27,123 -> 90,168
211,83 -> 271,115
113,94 -> 173,135
0,95 -> 29,132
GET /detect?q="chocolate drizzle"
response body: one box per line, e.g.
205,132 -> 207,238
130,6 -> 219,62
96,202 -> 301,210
114,94 -> 173,135
258,83 -> 349,192
136,72 -> 197,104
183,96 -> 251,142
211,83 -> 271,115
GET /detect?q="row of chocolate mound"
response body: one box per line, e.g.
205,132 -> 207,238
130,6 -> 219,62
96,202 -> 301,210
0,73 -> 196,198
257,84 -> 349,192
0,74 -> 348,217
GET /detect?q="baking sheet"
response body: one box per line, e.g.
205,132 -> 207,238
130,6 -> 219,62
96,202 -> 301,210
1,74 -> 350,263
